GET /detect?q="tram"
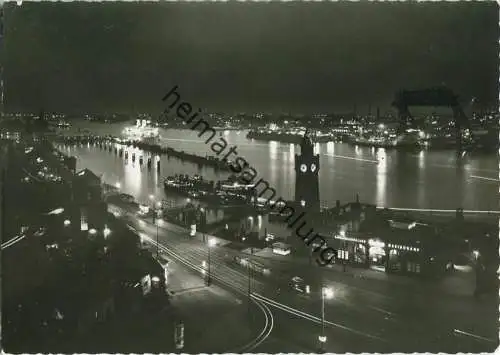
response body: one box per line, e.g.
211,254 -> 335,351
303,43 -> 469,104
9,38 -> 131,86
232,255 -> 271,276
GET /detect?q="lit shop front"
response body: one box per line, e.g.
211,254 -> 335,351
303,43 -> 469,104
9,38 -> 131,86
334,233 -> 424,275
367,239 -> 387,271
333,234 -> 371,268
385,242 -> 421,274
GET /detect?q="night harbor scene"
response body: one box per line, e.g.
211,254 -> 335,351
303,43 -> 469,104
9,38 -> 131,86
1,1 -> 499,354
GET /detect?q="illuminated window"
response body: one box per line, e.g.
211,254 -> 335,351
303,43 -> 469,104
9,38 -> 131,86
407,262 -> 420,273
80,208 -> 88,231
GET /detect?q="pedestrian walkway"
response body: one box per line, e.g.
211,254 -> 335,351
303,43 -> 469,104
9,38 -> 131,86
143,212 -> 231,247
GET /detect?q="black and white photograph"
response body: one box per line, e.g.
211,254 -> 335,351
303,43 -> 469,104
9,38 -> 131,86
1,1 -> 499,353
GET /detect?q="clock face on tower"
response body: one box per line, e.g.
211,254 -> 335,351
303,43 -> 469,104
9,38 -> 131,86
300,164 -> 307,173
310,163 -> 317,172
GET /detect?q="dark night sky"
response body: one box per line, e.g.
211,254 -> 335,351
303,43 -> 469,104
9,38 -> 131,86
3,2 -> 499,114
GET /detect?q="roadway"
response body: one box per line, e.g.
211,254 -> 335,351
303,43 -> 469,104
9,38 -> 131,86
116,205 -> 498,353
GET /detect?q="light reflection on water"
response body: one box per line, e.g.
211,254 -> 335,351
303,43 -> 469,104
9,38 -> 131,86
376,148 -> 387,206
123,155 -> 142,197
60,122 -> 497,215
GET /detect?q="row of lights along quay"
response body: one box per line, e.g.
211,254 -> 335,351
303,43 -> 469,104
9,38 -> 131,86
56,134 -> 235,171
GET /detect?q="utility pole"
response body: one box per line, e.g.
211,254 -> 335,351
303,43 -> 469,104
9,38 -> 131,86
150,195 -> 159,259
321,288 -> 325,347
156,216 -> 159,259
207,243 -> 211,286
318,287 -> 333,353
247,248 -> 253,318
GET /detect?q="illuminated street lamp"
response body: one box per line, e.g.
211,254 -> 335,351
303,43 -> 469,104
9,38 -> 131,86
63,219 -> 71,227
319,286 -> 334,352
103,226 -> 111,239
207,238 -> 216,286
473,249 -> 480,260
199,207 -> 206,242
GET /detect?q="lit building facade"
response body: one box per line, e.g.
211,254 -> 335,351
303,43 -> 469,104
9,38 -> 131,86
332,215 -> 449,277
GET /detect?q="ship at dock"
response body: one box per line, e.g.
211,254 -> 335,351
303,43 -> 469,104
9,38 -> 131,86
246,129 -> 341,144
122,118 -> 160,143
163,173 -> 260,207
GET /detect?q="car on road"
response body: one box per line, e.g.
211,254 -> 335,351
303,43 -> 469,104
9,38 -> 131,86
289,276 -> 310,294
452,254 -> 473,272
321,248 -> 336,266
265,233 -> 276,242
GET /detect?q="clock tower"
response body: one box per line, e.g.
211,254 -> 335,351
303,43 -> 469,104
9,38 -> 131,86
294,130 -> 320,213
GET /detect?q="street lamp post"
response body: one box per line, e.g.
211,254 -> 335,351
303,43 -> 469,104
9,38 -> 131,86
247,249 -> 254,318
248,257 -> 251,296
319,286 -> 334,352
149,195 -> 160,259
155,215 -> 159,259
207,238 -> 216,286
200,207 -> 206,242
208,242 -> 211,286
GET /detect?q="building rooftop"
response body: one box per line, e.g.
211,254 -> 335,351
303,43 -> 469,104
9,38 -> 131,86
76,168 -> 101,184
